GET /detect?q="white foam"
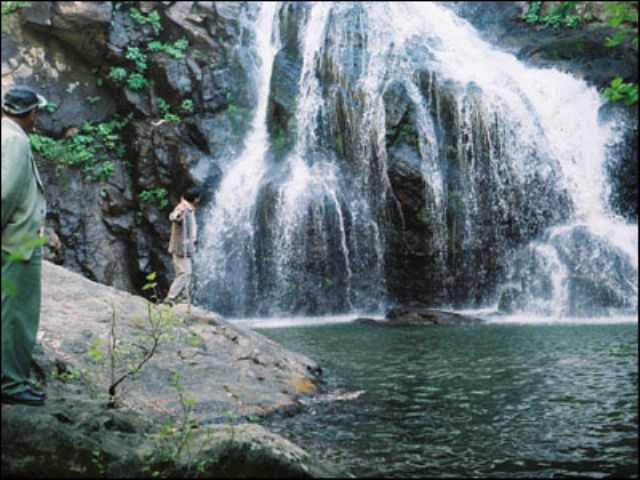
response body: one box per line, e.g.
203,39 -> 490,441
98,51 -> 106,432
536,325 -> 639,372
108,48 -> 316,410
229,313 -> 383,329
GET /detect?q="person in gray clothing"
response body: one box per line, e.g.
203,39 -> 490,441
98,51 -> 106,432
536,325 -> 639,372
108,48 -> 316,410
165,186 -> 201,305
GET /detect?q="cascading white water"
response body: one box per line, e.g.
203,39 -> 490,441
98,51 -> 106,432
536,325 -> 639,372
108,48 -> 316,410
196,2 -> 637,319
196,3 -> 281,314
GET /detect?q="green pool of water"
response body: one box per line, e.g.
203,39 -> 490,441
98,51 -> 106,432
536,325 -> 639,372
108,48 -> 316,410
255,322 -> 638,478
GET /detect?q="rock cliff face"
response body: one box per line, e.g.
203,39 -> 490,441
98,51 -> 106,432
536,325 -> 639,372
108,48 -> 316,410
1,260 -> 335,477
2,1 -> 252,295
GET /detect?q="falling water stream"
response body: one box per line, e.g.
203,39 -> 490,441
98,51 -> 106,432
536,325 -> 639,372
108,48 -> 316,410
192,2 -> 638,477
195,2 -> 637,320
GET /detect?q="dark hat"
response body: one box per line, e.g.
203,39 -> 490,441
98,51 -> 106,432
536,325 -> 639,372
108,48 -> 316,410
2,86 -> 48,115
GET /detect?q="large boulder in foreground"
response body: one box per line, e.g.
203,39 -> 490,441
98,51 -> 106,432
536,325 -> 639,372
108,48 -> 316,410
36,260 -> 322,419
2,261 -> 338,477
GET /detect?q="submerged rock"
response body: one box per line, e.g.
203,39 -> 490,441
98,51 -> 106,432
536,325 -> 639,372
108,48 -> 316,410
497,287 -> 524,314
354,308 -> 484,326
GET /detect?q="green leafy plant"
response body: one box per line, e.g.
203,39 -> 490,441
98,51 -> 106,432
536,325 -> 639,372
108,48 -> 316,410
604,2 -> 638,47
30,114 -> 131,182
130,7 -> 162,35
51,363 -> 100,398
147,38 -> 189,60
521,1 -> 593,29
180,99 -> 194,113
522,2 -> 542,24
157,98 -> 181,123
126,46 -> 148,72
29,133 -> 62,160
127,73 -> 149,90
109,67 -> 128,82
1,1 -> 31,14
522,1 -> 637,106
106,293 -> 181,408
603,77 -> 639,105
92,448 -> 107,475
87,95 -> 101,105
139,188 -> 170,210
44,102 -> 59,113
145,371 -> 215,478
602,3 -> 638,105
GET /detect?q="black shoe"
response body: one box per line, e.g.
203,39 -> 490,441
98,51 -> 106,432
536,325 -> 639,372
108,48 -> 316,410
27,387 -> 47,400
1,389 -> 46,406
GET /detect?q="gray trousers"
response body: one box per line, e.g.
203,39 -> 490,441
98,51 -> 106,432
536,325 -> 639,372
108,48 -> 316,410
165,254 -> 192,303
2,247 -> 41,395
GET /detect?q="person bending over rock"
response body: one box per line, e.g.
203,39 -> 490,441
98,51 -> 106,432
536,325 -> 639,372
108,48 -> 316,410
1,86 -> 49,406
165,186 -> 202,305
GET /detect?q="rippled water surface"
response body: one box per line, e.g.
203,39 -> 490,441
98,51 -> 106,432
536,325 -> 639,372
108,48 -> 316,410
255,322 -> 638,478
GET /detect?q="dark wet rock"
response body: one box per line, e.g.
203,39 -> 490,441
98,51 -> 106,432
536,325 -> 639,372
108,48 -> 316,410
1,400 -> 152,478
383,81 -> 411,134
606,112 -> 638,222
267,45 -> 302,160
25,1 -> 112,64
498,287 -> 524,314
381,307 -> 484,326
384,143 -> 449,306
549,226 -> 637,315
150,56 -> 193,99
278,2 -> 309,49
353,317 -> 384,326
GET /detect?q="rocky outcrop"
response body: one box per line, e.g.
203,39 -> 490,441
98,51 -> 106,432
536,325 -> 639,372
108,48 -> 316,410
2,2 -> 253,296
1,261 -> 337,477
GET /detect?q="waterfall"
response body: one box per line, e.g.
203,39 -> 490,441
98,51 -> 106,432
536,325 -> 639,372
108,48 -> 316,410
195,3 -> 281,315
195,2 -> 638,319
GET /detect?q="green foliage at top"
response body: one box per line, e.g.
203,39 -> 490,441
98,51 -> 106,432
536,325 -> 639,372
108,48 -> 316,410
29,114 -> 132,182
522,1 -> 638,106
521,1 -> 593,28
130,7 -> 162,35
1,2 -> 31,14
602,2 -> 638,105
604,2 -> 638,47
